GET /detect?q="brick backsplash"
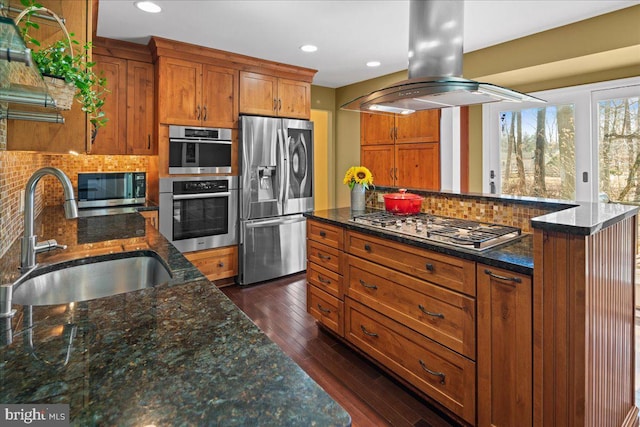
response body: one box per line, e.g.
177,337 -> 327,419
0,151 -> 155,258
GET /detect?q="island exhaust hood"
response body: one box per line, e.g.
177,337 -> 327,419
341,0 -> 544,114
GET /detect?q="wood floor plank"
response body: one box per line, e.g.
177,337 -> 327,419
222,273 -> 459,427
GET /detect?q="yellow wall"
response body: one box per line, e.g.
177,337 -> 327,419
330,5 -> 640,196
311,110 -> 329,210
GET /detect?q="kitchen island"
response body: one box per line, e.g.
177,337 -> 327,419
0,207 -> 351,426
305,195 -> 638,427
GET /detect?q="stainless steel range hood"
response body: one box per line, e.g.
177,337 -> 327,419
341,0 -> 544,114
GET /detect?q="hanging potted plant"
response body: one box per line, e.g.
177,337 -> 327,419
15,0 -> 108,129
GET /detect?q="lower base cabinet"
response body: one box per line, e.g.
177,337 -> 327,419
345,298 -> 476,424
184,246 -> 238,283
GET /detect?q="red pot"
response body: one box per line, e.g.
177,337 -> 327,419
383,189 -> 424,214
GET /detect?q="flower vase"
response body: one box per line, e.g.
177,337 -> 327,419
351,184 -> 366,211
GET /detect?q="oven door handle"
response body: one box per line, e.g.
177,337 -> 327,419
245,216 -> 305,228
172,192 -> 230,200
169,138 -> 232,145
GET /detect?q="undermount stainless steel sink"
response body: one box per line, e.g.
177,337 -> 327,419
11,251 -> 173,306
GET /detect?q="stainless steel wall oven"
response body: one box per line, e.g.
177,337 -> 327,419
159,176 -> 238,253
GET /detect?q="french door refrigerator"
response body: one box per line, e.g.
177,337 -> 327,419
238,115 -> 313,285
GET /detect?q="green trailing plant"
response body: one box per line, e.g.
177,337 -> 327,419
18,0 -> 108,128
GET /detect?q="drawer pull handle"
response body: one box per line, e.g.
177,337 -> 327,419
419,360 -> 446,384
359,279 -> 378,290
484,269 -> 522,283
418,305 -> 444,319
319,231 -> 327,237
318,275 -> 331,284
218,262 -> 224,267
318,253 -> 331,261
425,263 -> 434,272
317,304 -> 331,314
360,325 -> 378,337
364,244 -> 372,252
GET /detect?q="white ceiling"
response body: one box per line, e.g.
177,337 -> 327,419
96,0 -> 640,88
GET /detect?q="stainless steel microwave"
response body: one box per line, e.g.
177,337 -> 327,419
169,125 -> 232,174
77,172 -> 146,209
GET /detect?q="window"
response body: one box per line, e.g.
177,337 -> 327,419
484,77 -> 640,203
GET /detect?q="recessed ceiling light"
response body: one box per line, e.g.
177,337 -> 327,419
366,61 -> 381,67
135,1 -> 162,13
300,44 -> 318,53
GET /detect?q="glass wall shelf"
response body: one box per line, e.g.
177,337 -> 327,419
0,15 -> 62,122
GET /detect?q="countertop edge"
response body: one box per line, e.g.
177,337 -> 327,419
531,202 -> 639,235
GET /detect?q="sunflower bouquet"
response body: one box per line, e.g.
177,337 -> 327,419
343,166 -> 374,190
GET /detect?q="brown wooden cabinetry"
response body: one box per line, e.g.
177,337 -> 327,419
306,220 -> 345,337
138,210 -> 158,229
184,245 -> 238,283
240,71 -> 310,119
477,264 -> 532,427
7,0 -> 92,153
360,110 -> 441,190
157,57 -> 237,128
92,38 -> 155,155
306,219 -> 538,426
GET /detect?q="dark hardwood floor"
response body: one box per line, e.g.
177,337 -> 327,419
221,273 -> 460,427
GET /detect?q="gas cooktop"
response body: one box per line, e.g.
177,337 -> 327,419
350,211 -> 522,251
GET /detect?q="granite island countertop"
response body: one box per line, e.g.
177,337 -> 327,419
306,208 -> 535,275
0,207 -> 351,426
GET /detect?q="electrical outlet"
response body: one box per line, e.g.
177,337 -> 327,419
377,193 -> 384,203
19,189 -> 25,213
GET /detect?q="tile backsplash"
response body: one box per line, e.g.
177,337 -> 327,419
0,151 -> 156,258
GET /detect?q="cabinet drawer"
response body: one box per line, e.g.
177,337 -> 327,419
307,262 -> 343,299
307,220 -> 344,250
308,240 -> 342,274
346,231 -> 476,296
345,298 -> 475,424
308,284 -> 344,337
184,246 -> 238,282
346,255 -> 475,359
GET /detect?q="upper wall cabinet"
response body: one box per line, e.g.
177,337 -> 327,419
92,38 -> 155,155
156,57 -> 237,128
239,71 -> 310,119
361,110 -> 440,145
7,0 -> 92,153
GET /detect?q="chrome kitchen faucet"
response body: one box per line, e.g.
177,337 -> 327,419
20,167 -> 78,270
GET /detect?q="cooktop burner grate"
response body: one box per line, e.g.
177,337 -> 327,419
350,211 -> 522,250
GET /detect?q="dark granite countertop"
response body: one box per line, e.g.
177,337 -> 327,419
305,208 -> 535,275
531,201 -> 639,235
0,207 -> 351,426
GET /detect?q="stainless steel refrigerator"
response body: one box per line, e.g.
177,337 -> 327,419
238,115 -> 314,285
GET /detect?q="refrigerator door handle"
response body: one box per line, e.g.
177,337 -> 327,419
277,128 -> 286,209
245,215 -> 305,228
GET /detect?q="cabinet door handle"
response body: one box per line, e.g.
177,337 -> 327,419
364,244 -> 371,252
319,231 -> 326,237
389,168 -> 394,181
359,279 -> 378,290
278,98 -> 282,111
318,275 -> 331,284
317,304 -> 331,314
419,360 -> 446,384
418,304 -> 444,319
425,263 -> 434,272
394,126 -> 398,140
196,105 -> 201,120
203,105 -> 208,121
360,325 -> 378,337
484,269 -> 522,283
318,253 -> 331,261
273,98 -> 278,111
147,134 -> 151,150
394,167 -> 398,180
390,127 -> 394,140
